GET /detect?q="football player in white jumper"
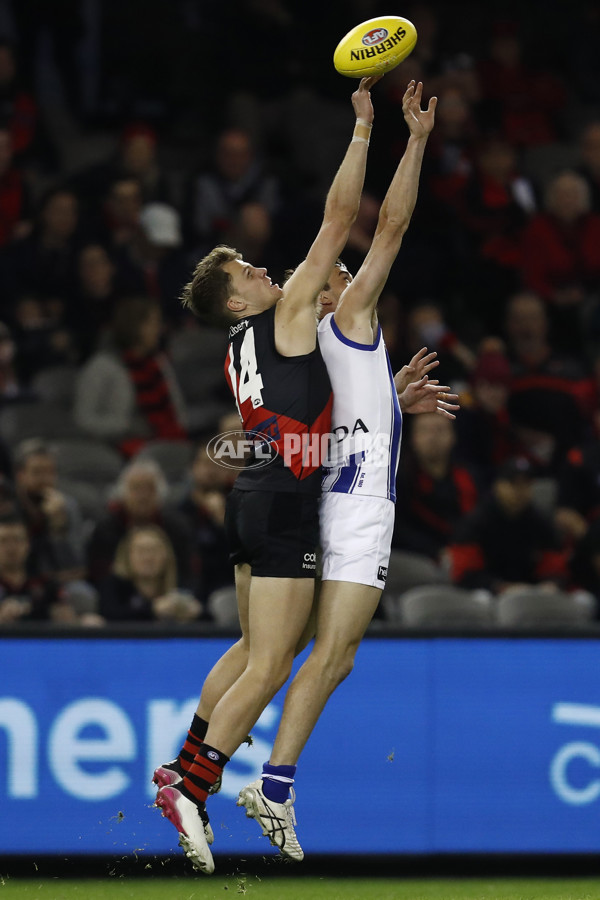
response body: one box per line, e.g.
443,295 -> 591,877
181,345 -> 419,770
237,82 -> 457,857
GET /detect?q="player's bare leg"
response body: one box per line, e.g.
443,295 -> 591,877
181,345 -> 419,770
153,564 -> 251,792
196,563 -> 251,719
238,580 -> 379,860
269,580 -> 380,766
203,575 -> 315,756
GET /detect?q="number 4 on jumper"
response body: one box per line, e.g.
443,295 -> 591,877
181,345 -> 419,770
238,327 -> 264,409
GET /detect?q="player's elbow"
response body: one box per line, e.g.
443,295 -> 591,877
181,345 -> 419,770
324,196 -> 360,229
379,213 -> 409,237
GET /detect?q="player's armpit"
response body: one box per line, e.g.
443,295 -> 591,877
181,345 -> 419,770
273,300 -> 318,357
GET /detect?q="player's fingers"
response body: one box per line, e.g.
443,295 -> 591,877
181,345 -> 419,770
422,359 -> 440,373
437,400 -> 460,410
436,407 -> 456,420
362,74 -> 383,91
428,96 -> 438,112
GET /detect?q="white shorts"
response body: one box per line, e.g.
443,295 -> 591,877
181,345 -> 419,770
319,492 -> 395,588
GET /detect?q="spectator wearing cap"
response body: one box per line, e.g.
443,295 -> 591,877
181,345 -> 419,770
456,349 -> 520,484
87,459 -> 195,589
392,412 -> 479,562
73,295 -> 187,455
447,457 -> 568,593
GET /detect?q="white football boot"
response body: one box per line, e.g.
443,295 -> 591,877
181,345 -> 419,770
155,785 -> 215,874
237,779 -> 304,861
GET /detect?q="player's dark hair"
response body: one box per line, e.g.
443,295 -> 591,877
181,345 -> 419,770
181,245 -> 242,326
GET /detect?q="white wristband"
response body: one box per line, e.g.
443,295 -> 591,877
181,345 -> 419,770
355,117 -> 373,128
351,136 -> 370,144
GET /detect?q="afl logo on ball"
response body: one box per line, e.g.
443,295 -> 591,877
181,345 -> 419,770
362,27 -> 388,46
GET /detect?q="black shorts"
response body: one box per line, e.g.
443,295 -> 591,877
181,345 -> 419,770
225,488 -> 320,578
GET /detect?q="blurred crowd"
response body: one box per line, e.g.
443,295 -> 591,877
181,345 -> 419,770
1,0 -> 600,628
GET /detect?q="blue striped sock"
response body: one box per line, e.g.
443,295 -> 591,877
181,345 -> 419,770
261,761 -> 296,803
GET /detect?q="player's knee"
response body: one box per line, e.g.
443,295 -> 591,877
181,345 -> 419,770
334,652 -> 355,685
312,646 -> 356,688
250,655 -> 294,694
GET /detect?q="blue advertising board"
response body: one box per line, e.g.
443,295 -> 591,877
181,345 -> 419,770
1,636 -> 599,855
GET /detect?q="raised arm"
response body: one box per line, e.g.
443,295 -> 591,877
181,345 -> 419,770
335,81 -> 436,341
275,77 -> 379,353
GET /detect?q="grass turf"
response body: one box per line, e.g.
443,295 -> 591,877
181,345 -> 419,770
1,879 -> 600,900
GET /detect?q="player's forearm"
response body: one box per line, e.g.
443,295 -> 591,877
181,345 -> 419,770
323,120 -> 371,226
377,134 -> 427,234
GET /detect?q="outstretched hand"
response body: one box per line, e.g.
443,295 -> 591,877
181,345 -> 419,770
351,74 -> 383,125
400,377 -> 460,419
402,80 -> 437,138
394,347 -> 439,395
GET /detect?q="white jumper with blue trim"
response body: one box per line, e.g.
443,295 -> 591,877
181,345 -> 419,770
317,312 -> 402,502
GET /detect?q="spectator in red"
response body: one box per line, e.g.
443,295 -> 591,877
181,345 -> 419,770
426,86 -> 478,207
86,459 -> 194,588
456,349 -> 520,484
456,137 -> 535,315
505,291 -> 594,472
448,457 -> 568,592
520,170 -> 600,352
392,412 -> 479,562
0,127 -> 30,246
74,296 -> 187,455
477,21 -> 566,147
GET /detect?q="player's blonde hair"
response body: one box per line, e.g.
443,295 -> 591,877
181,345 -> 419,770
180,245 -> 241,325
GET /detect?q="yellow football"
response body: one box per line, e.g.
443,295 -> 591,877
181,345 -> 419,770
333,16 -> 418,78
